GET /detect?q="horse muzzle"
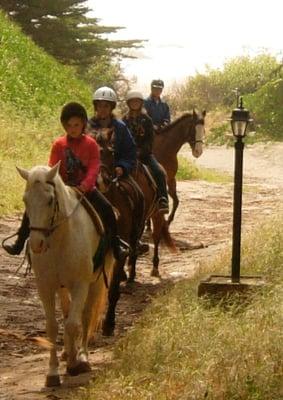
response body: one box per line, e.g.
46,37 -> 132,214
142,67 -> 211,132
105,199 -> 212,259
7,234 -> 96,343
29,232 -> 49,254
192,144 -> 203,158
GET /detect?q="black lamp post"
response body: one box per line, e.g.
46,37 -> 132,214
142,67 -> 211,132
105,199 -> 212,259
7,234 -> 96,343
198,98 -> 265,298
229,97 -> 253,282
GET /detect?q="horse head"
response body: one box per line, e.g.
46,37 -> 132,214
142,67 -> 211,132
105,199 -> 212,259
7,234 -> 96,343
95,131 -> 116,193
190,109 -> 206,158
17,162 -> 61,254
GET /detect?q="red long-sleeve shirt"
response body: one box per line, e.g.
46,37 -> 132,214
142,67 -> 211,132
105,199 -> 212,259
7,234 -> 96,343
48,134 -> 100,192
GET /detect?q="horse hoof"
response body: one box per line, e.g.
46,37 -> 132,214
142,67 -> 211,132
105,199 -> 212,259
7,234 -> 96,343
61,350 -> 68,361
102,325 -> 115,337
119,269 -> 128,281
45,375 -> 61,387
67,361 -> 91,376
137,242 -> 149,255
151,269 -> 160,278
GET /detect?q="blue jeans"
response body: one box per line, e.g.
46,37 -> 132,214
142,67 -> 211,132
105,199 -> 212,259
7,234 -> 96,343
141,155 -> 168,201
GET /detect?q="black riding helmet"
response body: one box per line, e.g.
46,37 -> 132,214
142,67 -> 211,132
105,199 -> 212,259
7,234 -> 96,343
60,102 -> 88,124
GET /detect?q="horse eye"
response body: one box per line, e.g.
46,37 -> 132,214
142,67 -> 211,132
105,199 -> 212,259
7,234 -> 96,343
48,197 -> 53,206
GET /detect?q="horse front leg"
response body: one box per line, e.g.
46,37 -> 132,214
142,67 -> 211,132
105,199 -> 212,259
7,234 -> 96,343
151,216 -> 162,277
65,281 -> 90,376
151,242 -> 160,277
127,248 -> 138,282
58,286 -> 70,362
37,285 -> 60,387
102,262 -> 121,336
167,177 -> 179,225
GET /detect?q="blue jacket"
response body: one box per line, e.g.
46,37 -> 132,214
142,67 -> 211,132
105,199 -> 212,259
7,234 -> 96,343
88,117 -> 137,175
144,96 -> 171,127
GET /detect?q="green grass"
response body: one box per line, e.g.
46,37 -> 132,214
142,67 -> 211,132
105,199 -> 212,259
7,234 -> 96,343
0,12 -> 94,215
72,215 -> 283,400
0,11 -> 91,119
0,102 -> 64,215
177,155 -> 232,183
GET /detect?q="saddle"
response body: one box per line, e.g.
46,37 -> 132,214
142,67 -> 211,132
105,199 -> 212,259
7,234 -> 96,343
134,161 -> 157,191
73,188 -> 104,236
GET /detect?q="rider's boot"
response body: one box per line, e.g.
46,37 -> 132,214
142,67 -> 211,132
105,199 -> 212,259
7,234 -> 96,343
158,197 -> 169,214
111,235 -> 130,262
2,213 -> 30,255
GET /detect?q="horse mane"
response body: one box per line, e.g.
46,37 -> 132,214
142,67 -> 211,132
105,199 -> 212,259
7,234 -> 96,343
157,112 -> 193,134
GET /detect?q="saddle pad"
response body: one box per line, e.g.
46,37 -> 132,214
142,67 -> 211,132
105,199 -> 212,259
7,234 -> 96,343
73,188 -> 105,236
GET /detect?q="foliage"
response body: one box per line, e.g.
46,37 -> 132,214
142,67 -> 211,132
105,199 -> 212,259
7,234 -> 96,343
73,215 -> 283,400
0,0 -> 143,71
245,78 -> 283,140
168,54 -> 279,114
177,156 -> 232,183
0,11 -> 91,118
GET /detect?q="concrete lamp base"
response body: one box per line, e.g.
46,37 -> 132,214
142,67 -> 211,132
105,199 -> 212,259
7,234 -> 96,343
198,275 -> 265,298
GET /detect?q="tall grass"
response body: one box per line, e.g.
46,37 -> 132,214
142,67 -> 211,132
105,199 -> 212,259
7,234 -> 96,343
177,156 -> 232,183
74,216 -> 283,400
0,11 -> 93,215
0,104 -> 62,214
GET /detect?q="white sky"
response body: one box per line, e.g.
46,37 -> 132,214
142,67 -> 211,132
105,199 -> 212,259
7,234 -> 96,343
87,0 -> 283,91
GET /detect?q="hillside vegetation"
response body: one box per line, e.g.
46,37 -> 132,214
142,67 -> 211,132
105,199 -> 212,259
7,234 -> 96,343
168,54 -> 283,142
0,11 -> 92,214
0,11 -> 91,118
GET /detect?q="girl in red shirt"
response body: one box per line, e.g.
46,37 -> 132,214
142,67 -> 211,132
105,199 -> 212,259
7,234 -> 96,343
3,102 -> 128,262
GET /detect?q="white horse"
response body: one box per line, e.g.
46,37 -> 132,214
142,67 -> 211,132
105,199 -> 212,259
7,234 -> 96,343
17,162 -> 115,387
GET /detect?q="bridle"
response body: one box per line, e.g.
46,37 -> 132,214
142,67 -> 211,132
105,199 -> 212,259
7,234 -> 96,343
29,181 -> 85,238
188,118 -> 205,147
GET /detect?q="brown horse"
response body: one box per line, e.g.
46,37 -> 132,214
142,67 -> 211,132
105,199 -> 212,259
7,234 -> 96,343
153,109 -> 206,225
96,137 -> 175,336
96,134 -> 175,279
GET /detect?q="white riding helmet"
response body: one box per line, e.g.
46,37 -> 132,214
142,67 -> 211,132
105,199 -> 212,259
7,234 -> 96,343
93,86 -> 117,103
126,90 -> 144,102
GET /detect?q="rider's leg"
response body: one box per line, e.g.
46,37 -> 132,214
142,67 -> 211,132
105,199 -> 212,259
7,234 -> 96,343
85,189 -> 129,262
144,155 -> 169,213
2,212 -> 30,255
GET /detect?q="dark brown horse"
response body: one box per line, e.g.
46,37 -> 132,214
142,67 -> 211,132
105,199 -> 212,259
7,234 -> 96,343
153,110 -> 206,225
96,134 -> 175,279
96,134 -> 175,336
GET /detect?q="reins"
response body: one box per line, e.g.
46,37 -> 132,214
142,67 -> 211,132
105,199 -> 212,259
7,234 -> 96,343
29,183 -> 85,238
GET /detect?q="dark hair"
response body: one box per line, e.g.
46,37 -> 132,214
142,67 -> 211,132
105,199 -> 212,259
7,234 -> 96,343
60,102 -> 88,124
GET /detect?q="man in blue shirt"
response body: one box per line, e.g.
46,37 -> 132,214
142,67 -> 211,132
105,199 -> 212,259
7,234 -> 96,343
144,79 -> 171,130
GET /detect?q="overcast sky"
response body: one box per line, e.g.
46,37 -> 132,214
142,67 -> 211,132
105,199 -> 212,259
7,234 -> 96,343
87,0 -> 283,90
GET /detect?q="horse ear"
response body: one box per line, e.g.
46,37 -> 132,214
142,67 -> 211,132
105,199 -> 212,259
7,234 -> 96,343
16,167 -> 29,181
46,161 -> 61,182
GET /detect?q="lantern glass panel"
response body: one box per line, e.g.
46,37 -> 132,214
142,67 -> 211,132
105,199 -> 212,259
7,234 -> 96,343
231,120 -> 247,137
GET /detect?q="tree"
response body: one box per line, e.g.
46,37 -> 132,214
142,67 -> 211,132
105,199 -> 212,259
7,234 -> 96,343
0,0 -> 143,70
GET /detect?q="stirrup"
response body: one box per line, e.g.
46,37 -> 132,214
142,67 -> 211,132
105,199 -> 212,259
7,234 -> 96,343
119,238 -> 130,250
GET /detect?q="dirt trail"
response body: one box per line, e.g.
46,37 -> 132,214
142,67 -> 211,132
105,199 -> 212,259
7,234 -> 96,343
0,143 -> 282,400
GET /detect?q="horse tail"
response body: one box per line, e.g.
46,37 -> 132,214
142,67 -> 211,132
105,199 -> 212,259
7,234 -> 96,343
0,328 -> 53,349
84,251 -> 115,341
160,220 -> 176,252
152,214 -> 176,252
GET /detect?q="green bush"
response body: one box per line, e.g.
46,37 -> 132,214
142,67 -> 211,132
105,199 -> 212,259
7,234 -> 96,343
245,78 -> 283,140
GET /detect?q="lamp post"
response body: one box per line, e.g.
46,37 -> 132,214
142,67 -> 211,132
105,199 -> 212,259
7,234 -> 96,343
229,97 -> 252,282
198,98 -> 265,298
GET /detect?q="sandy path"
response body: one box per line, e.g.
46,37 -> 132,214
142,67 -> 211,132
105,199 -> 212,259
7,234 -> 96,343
0,143 -> 282,400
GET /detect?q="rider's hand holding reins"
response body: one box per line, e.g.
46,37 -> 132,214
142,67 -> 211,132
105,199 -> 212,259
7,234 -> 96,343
115,166 -> 124,177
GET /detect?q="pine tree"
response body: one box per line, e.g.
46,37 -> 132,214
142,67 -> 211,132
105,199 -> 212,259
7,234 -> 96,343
0,0 -> 143,69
